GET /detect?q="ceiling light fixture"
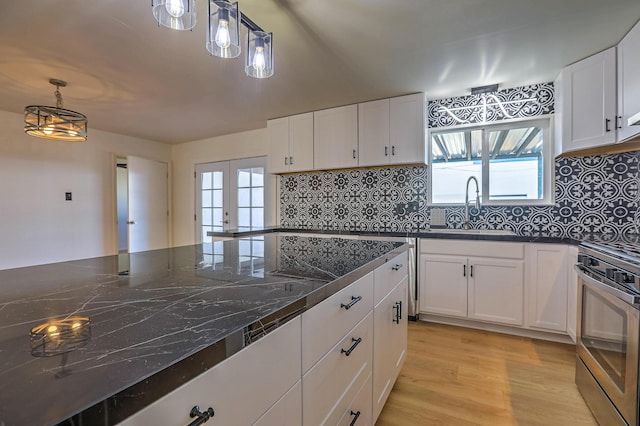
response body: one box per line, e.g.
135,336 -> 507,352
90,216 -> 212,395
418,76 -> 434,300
24,79 -> 88,142
152,0 -> 197,31
207,1 -> 241,58
153,0 -> 274,78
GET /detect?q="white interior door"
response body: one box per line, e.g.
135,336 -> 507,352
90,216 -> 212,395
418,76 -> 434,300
127,156 -> 169,253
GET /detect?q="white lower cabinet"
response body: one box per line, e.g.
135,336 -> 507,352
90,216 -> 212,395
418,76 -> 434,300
419,239 -> 577,340
118,317 -> 302,426
468,257 -> 524,326
526,243 -> 569,332
419,241 -> 524,326
303,312 -> 373,425
373,277 -> 408,421
337,373 -> 373,426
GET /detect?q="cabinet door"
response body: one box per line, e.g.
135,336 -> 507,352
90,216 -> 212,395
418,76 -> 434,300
419,254 -> 467,318
617,21 -> 640,142
468,257 -> 524,326
314,105 -> 359,170
558,47 -> 617,153
358,98 -> 390,167
373,277 -> 408,422
267,117 -> 290,174
526,244 -> 568,332
288,112 -> 314,172
390,93 -> 426,165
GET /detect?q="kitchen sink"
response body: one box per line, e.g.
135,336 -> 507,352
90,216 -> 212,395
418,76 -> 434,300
427,229 -> 516,236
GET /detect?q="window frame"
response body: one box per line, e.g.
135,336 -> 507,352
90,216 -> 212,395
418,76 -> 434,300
427,117 -> 555,206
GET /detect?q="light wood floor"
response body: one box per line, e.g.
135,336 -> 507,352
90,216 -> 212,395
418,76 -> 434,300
376,321 -> 597,426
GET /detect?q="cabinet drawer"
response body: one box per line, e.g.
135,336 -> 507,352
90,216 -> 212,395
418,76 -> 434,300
373,252 -> 408,306
420,239 -> 524,259
303,312 -> 373,426
118,317 -> 301,426
335,373 -> 373,426
302,272 -> 374,372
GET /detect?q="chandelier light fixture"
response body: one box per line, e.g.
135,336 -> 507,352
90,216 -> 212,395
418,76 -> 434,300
152,0 -> 274,78
24,79 -> 88,142
151,0 -> 196,31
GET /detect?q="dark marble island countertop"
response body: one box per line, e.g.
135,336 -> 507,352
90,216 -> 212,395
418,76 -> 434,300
0,234 -> 407,426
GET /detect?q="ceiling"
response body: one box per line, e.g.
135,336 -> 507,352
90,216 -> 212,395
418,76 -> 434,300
1,1 -> 639,144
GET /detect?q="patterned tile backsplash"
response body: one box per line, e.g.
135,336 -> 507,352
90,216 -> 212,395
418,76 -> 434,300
280,152 -> 640,237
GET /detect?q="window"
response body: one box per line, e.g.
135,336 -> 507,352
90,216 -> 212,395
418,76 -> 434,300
429,119 -> 553,205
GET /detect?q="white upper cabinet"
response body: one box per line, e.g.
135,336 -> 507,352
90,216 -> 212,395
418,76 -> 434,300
358,94 -> 426,167
267,117 -> 290,174
617,20 -> 640,142
267,113 -> 314,174
555,47 -> 617,155
288,113 -> 314,172
314,105 -> 359,170
389,93 -> 426,164
358,99 -> 390,167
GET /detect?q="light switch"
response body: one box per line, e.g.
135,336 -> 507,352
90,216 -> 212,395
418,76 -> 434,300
65,192 -> 72,201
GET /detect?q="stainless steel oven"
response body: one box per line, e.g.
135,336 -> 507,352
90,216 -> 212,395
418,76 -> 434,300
576,242 -> 640,426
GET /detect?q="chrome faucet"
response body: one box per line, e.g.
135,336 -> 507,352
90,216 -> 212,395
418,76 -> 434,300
464,176 -> 480,229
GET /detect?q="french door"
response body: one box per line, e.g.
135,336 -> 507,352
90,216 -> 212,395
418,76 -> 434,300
195,157 -> 267,243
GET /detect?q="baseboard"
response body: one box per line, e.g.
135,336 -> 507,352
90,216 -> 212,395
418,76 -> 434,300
419,314 -> 575,345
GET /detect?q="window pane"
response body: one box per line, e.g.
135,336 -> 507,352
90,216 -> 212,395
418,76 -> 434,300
202,226 -> 213,243
238,188 -> 251,207
238,207 -> 251,227
213,208 -> 223,226
487,126 -> 543,201
252,188 -> 264,207
202,208 -> 213,226
239,239 -> 251,257
252,208 -> 264,228
202,172 -> 212,190
212,189 -> 223,208
253,240 -> 264,257
238,169 -> 251,187
202,190 -> 212,207
213,171 -> 224,189
431,130 -> 483,204
252,168 -> 264,187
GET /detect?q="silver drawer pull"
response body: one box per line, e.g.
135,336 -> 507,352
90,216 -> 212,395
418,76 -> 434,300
341,337 -> 362,356
188,406 -> 215,426
349,410 -> 361,425
341,295 -> 362,310
392,264 -> 403,271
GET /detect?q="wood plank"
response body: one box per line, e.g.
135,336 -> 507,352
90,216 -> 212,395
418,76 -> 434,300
376,321 -> 596,425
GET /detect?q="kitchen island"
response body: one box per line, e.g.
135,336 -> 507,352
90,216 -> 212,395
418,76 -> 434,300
0,234 -> 407,426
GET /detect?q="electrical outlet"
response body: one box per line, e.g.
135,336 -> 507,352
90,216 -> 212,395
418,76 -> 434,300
430,208 -> 446,226
65,192 -> 72,201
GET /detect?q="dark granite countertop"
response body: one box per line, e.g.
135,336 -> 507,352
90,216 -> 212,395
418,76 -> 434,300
208,227 -> 640,245
0,234 -> 407,426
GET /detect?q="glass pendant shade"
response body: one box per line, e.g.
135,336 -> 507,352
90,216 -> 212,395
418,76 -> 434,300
152,0 -> 196,31
246,30 -> 274,79
207,1 -> 240,58
24,80 -> 87,142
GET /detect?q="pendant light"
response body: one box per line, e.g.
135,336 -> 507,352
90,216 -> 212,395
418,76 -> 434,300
246,30 -> 273,79
151,0 -> 196,31
24,79 -> 88,142
207,1 -> 240,58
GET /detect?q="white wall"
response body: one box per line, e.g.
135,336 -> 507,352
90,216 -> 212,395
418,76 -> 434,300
0,109 -> 170,270
171,128 -> 275,247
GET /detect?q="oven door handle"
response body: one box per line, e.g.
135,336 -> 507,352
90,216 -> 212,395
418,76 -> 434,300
575,265 -> 640,305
